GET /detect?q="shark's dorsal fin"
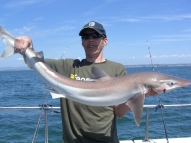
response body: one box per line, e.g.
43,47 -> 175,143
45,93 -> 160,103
90,66 -> 110,80
36,51 -> 45,62
26,50 -> 45,69
126,93 -> 145,126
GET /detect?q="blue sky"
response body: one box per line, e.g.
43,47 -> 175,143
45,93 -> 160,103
0,0 -> 191,68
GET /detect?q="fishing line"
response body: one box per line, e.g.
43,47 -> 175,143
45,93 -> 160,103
147,41 -> 169,143
147,41 -> 187,141
60,47 -> 68,59
147,41 -> 156,72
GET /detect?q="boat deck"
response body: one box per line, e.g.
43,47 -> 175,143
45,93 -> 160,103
120,137 -> 191,143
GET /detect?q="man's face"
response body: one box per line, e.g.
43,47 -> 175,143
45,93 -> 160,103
81,29 -> 108,58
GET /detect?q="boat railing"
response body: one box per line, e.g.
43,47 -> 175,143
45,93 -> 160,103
1,104 -> 191,143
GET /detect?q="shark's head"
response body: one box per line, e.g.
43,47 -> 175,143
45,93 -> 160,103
151,74 -> 191,93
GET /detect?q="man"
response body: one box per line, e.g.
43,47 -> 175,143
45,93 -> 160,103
14,21 -> 155,143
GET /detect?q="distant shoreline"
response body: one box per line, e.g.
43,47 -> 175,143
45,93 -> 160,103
124,63 -> 191,68
0,63 -> 190,71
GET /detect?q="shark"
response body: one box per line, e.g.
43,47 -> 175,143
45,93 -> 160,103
1,26 -> 191,126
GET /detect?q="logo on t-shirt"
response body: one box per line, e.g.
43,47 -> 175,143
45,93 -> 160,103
70,74 -> 89,81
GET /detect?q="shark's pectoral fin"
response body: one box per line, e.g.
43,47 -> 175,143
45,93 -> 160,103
41,87 -> 66,99
126,93 -> 145,126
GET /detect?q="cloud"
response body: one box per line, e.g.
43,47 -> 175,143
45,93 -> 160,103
149,34 -> 191,43
13,24 -> 75,38
17,58 -> 24,60
141,14 -> 191,21
120,13 -> 191,23
145,54 -> 191,59
185,28 -> 191,32
127,57 -> 136,59
0,18 -> 5,23
53,26 -> 75,32
83,11 -> 95,16
122,18 -> 140,22
33,25 -> 75,37
154,34 -> 191,38
105,0 -> 119,3
179,54 -> 191,58
14,26 -> 34,35
34,17 -> 43,22
5,0 -> 38,9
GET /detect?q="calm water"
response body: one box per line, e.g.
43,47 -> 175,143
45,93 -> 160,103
0,66 -> 191,143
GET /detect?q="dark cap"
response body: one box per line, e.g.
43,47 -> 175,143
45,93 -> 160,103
79,21 -> 106,37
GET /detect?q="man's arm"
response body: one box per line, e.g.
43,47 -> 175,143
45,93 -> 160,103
115,103 -> 131,118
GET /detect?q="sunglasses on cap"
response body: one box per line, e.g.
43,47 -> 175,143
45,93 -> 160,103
81,33 -> 103,40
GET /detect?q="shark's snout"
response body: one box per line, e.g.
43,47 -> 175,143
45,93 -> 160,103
177,78 -> 191,87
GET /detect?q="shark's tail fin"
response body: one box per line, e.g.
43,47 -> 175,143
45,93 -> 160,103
0,26 -> 15,59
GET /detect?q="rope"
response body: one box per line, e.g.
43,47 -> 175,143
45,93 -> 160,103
31,47 -> 67,142
31,92 -> 49,143
156,95 -> 169,143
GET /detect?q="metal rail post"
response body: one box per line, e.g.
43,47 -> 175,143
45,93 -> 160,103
144,108 -> 150,142
44,108 -> 48,143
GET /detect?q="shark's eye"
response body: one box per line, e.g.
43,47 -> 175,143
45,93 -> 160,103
168,80 -> 176,86
170,82 -> 174,85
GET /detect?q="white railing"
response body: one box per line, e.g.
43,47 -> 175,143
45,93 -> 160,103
143,104 -> 191,142
1,104 -> 191,143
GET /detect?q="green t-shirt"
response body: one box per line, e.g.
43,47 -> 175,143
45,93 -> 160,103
45,58 -> 127,143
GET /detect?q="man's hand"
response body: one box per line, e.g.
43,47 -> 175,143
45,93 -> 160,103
14,36 -> 34,55
145,88 -> 158,97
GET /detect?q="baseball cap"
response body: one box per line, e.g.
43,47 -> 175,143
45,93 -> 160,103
79,21 -> 106,37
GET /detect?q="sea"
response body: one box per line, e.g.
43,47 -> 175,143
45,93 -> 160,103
0,66 -> 191,143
